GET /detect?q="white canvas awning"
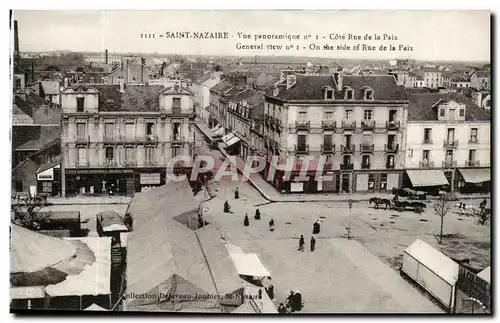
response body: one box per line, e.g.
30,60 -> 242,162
404,239 -> 458,286
10,286 -> 45,300
477,266 -> 490,284
212,127 -> 225,136
84,303 -> 109,311
225,136 -> 240,147
459,168 -> 491,183
230,253 -> 270,278
221,132 -> 236,143
406,170 -> 449,187
45,237 -> 112,297
103,223 -> 128,232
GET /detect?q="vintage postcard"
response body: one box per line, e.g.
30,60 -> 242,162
9,10 -> 491,314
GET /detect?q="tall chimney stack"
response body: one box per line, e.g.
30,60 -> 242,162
14,20 -> 19,64
105,49 -> 108,65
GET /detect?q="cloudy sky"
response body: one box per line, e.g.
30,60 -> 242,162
13,10 -> 490,61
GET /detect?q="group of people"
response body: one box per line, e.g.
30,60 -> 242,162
298,234 -> 316,252
244,208 -> 264,227
278,290 -> 303,314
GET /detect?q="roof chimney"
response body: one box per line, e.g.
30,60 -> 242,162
335,71 -> 344,91
119,80 -> 125,93
105,49 -> 108,65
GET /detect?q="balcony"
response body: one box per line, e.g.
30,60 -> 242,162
360,144 -> 374,153
322,120 -> 336,130
443,139 -> 459,149
342,120 -> 356,130
324,163 -> 333,170
419,160 -> 434,168
340,163 -> 354,170
76,161 -> 90,168
464,160 -> 480,167
144,160 -> 158,167
295,120 -> 311,130
422,138 -> 433,144
167,107 -> 196,118
386,120 -> 400,130
384,143 -> 399,153
75,136 -> 89,145
442,160 -> 457,168
321,144 -> 335,154
171,135 -> 185,145
468,137 -> 479,144
361,120 -> 375,130
123,161 -> 138,167
143,134 -> 159,144
103,160 -> 118,168
386,163 -> 396,169
294,144 -> 309,154
361,163 -> 371,170
341,144 -> 355,154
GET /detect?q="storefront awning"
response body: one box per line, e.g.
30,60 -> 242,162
225,136 -> 240,147
459,168 -> 491,183
212,127 -> 225,136
406,169 -> 449,187
229,253 -> 270,278
221,132 -> 236,143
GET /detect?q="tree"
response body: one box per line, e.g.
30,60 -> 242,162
11,195 -> 50,230
434,194 -> 452,244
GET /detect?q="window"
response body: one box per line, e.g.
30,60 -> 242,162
459,109 -> 465,117
125,123 -> 135,140
145,147 -> 155,163
173,123 -> 181,140
42,182 -> 52,193
77,97 -> 85,112
468,149 -> 476,162
104,122 -> 114,139
380,174 -> 387,190
423,128 -> 432,143
447,128 -> 455,142
324,111 -> 333,120
78,148 -> 86,165
76,123 -> 87,140
422,150 -> 430,162
345,90 -> 354,100
323,134 -> 333,149
343,155 -> 351,165
470,128 -> 478,143
298,111 -> 307,122
449,109 -> 456,120
364,110 -> 372,120
345,109 -> 353,120
172,98 -> 181,109
368,174 -> 375,190
172,147 -> 181,158
325,89 -> 333,100
440,109 -> 445,117
365,90 -> 373,100
297,134 -> 307,150
146,122 -> 155,135
389,110 -> 397,122
125,147 -> 136,162
386,155 -> 395,168
105,147 -> 114,163
362,155 -> 371,168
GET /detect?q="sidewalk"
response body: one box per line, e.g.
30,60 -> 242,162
195,122 -> 214,143
217,145 -> 490,203
47,196 -> 132,205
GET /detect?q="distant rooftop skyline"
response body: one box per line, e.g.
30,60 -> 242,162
12,10 -> 490,62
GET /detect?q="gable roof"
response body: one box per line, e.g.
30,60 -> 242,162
407,92 -> 490,122
210,79 -> 234,94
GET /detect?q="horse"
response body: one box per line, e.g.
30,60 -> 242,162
369,197 -> 391,210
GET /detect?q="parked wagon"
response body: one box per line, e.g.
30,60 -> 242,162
391,200 -> 426,214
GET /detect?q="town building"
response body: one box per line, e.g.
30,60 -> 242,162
60,82 -> 196,197
470,70 -> 490,90
262,73 -> 409,194
31,80 -> 62,105
208,74 -> 247,130
423,67 -> 443,88
404,92 -> 490,194
106,57 -> 156,85
191,72 -> 222,122
225,89 -> 265,160
449,74 -> 471,89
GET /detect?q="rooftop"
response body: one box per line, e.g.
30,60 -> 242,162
407,92 -> 490,122
91,85 -> 165,112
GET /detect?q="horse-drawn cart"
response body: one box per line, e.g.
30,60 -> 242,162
391,200 -> 426,213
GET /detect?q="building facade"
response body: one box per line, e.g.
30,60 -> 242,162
61,82 -> 196,196
263,73 -> 408,194
404,93 -> 490,193
423,68 -> 443,88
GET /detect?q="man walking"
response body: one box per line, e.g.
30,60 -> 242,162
298,234 -> 305,252
310,236 -> 316,252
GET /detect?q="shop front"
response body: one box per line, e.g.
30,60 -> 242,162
36,163 -> 61,197
456,168 -> 491,194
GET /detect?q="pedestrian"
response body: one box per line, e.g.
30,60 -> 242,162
286,291 -> 295,312
312,220 -> 320,234
294,290 -> 302,311
254,208 -> 261,220
223,200 -> 231,213
234,187 -> 239,199
267,284 -> 274,300
244,214 -> 249,227
278,302 -> 287,314
298,234 -> 305,252
269,219 -> 275,232
310,236 -> 316,252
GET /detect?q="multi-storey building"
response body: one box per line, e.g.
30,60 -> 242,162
225,89 -> 265,161
470,70 -> 490,90
423,67 -> 443,88
263,73 -> 408,194
404,92 -> 490,194
208,74 -> 246,129
60,82 -> 196,196
191,72 -> 221,122
449,74 -> 471,89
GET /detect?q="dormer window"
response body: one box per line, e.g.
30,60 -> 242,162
440,109 -> 445,117
344,87 -> 354,100
323,86 -> 334,100
365,89 -> 374,100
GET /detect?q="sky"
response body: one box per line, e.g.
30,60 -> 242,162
12,10 -> 491,62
